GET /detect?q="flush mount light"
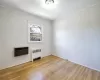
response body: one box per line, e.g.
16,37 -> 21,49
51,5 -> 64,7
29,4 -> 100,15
45,0 -> 54,4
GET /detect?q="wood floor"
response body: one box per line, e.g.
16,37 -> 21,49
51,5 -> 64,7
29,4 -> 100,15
0,55 -> 100,80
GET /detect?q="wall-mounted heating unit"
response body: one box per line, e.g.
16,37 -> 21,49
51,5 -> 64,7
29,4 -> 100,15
31,49 -> 42,61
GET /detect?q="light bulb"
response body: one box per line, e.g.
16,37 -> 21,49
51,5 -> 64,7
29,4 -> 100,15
45,0 -> 54,4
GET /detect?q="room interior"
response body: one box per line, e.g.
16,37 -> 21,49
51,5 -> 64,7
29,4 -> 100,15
0,0 -> 100,80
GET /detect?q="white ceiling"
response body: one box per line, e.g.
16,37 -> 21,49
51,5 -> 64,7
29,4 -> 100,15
0,0 -> 100,20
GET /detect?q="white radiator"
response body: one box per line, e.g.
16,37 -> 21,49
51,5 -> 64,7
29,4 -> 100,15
31,49 -> 42,61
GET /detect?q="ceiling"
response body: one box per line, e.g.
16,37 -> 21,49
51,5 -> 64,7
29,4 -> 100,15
0,0 -> 100,20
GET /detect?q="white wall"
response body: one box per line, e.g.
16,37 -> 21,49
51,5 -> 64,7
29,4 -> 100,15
53,2 -> 100,71
0,38 -> 1,69
0,6 -> 52,69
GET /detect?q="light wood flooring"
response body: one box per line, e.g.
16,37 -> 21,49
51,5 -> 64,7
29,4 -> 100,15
0,55 -> 100,80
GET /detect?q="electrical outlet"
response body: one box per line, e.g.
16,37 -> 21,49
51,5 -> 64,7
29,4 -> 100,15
66,59 -> 69,61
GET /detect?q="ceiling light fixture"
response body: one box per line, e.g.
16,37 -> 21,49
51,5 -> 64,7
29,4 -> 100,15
45,0 -> 54,4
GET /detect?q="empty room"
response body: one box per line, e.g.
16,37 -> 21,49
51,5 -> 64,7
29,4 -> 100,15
0,0 -> 100,80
